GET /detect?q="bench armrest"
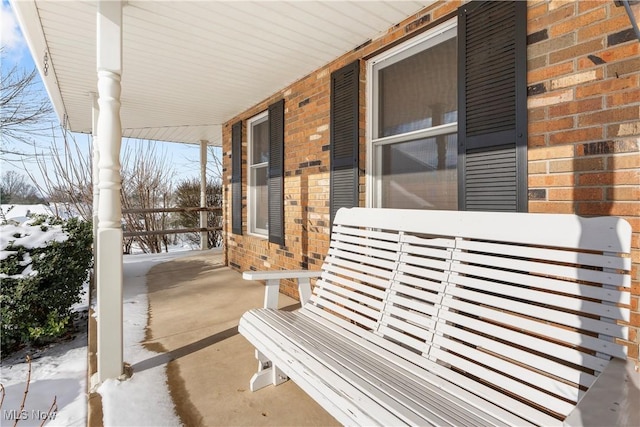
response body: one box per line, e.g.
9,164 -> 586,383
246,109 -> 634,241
243,270 -> 321,309
563,358 -> 639,427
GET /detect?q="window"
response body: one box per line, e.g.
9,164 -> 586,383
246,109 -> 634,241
368,20 -> 458,210
248,111 -> 269,236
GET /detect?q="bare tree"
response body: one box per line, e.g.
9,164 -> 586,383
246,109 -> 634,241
27,129 -> 93,220
121,141 -> 176,254
173,177 -> 223,248
0,57 -> 55,163
31,133 -> 177,254
0,170 -> 46,204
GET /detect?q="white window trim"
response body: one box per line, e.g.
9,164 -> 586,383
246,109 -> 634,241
247,110 -> 269,238
365,18 -> 458,208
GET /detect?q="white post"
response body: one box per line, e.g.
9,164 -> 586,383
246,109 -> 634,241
91,93 -> 99,252
200,140 -> 208,250
96,0 -> 124,382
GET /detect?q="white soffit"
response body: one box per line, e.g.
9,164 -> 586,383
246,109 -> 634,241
12,1 -> 433,145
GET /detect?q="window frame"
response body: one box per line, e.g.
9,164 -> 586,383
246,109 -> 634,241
247,110 -> 269,238
365,18 -> 458,208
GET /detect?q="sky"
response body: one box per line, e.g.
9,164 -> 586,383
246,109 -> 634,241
1,1 -> 218,195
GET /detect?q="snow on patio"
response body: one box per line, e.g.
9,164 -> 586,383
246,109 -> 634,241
1,246 -> 195,426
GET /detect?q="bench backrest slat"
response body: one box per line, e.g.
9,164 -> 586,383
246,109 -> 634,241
447,275 -> 630,331
446,297 -> 626,362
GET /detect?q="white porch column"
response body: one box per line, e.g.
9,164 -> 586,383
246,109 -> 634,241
200,140 -> 208,250
96,0 -> 124,382
91,93 -> 99,250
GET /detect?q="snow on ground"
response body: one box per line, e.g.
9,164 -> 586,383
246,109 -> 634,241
97,250 -> 194,427
1,245 -> 197,426
0,281 -> 89,427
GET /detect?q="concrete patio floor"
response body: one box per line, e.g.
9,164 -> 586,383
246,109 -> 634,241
142,250 -> 340,426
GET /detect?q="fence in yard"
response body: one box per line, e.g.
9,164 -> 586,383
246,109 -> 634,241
121,206 -> 222,253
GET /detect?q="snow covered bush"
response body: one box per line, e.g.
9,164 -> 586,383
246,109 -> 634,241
0,216 -> 93,353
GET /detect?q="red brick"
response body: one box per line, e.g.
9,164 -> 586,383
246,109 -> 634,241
549,39 -> 604,64
528,2 -> 575,34
578,1 -> 603,14
577,14 -> 631,42
528,145 -> 575,161
578,170 -> 639,186
601,42 -> 640,63
530,117 -> 575,134
577,75 -> 639,98
549,157 -> 605,172
549,127 -> 603,144
609,154 -> 640,170
548,187 -> 604,201
548,97 -> 603,118
528,201 -> 576,214
607,89 -> 640,107
578,106 -> 640,127
528,61 -> 574,84
549,7 -> 606,37
528,174 -> 576,187
608,187 -> 640,201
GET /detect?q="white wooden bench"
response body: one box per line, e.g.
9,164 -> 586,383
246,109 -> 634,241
239,208 -> 636,426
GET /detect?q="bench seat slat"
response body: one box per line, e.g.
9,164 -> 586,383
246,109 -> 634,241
439,309 -> 608,375
255,310 -> 457,426
445,297 -> 627,360
455,239 -> 631,271
257,309 -> 519,427
296,308 -> 552,426
450,263 -> 630,305
378,324 -> 431,354
448,272 -> 631,322
452,251 -> 630,288
240,312 -> 400,426
446,286 -> 628,339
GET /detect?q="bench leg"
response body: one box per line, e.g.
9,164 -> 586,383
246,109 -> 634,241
249,350 -> 288,391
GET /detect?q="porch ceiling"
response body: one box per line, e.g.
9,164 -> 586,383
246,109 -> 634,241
12,0 -> 433,146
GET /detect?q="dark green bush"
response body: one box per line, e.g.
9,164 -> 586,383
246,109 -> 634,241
0,216 -> 93,354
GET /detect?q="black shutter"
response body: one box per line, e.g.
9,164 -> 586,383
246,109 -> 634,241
458,1 -> 527,212
330,60 -> 360,225
268,99 -> 285,245
231,121 -> 242,235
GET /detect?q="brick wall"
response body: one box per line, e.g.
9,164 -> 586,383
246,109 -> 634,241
526,0 -> 639,361
223,0 -> 639,362
222,0 -> 464,297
